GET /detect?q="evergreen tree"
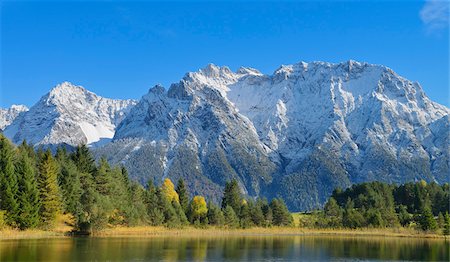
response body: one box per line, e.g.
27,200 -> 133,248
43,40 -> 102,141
146,180 -> 164,226
419,206 -> 437,231
270,198 -> 293,226
0,134 -> 19,225
93,158 -> 112,195
250,199 -> 266,227
324,197 -> 342,228
396,205 -> 412,227
443,212 -> 450,235
342,199 -> 365,229
15,149 -> 40,229
71,145 -> 96,174
207,201 -> 224,226
221,180 -> 242,216
70,145 -> 98,233
223,205 -> 239,228
176,178 -> 189,213
239,200 -> 253,228
437,212 -> 445,229
56,151 -> 82,217
37,150 -> 61,228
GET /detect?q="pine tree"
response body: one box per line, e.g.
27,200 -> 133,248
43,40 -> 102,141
207,201 -> 224,226
94,158 -> 112,195
15,149 -> 41,229
443,212 -> 450,235
37,150 -> 61,228
71,144 -> 98,233
419,206 -> 437,231
176,178 -> 189,213
221,180 -> 242,216
239,200 -> 253,228
223,205 -> 239,228
71,145 -> 96,174
270,198 -> 293,226
0,134 -> 19,226
250,199 -> 265,227
56,149 -> 82,217
146,180 -> 164,225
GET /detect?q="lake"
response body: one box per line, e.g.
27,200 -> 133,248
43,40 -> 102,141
0,235 -> 448,261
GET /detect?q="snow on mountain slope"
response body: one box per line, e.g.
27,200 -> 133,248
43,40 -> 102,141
101,60 -> 449,210
2,61 -> 447,210
0,104 -> 28,130
3,82 -> 137,147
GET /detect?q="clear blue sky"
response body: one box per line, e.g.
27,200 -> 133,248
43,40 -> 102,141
1,0 -> 449,108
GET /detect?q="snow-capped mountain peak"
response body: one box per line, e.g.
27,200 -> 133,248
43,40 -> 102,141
3,82 -> 137,147
0,104 -> 28,130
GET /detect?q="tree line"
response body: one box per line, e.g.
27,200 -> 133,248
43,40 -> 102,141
0,134 -> 292,233
300,180 -> 450,234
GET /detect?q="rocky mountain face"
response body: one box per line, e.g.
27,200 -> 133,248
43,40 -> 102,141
96,61 -> 449,210
2,61 -> 448,210
3,82 -> 137,148
0,104 -> 28,130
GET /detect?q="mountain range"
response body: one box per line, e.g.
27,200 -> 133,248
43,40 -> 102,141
2,60 -> 448,210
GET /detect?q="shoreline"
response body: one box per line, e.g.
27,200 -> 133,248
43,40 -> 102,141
1,226 -> 448,240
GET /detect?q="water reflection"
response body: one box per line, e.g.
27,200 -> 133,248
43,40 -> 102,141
0,235 -> 448,261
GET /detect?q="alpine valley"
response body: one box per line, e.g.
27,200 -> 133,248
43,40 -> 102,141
2,60 -> 448,211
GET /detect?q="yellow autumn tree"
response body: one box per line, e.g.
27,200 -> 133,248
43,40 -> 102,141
161,178 -> 179,203
190,196 -> 208,221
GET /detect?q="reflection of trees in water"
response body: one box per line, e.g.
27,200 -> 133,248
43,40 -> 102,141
0,236 -> 448,261
298,236 -> 449,261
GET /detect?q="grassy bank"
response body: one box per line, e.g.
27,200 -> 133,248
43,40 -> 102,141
1,226 -> 447,240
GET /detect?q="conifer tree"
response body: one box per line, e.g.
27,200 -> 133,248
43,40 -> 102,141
221,180 -> 242,215
207,201 -> 224,226
0,134 -> 19,225
270,198 -> 293,226
15,149 -> 41,229
443,212 -> 450,235
239,200 -> 253,228
419,206 -> 437,231
56,148 -> 82,216
94,158 -> 112,195
223,205 -> 239,228
37,150 -> 61,228
176,178 -> 189,213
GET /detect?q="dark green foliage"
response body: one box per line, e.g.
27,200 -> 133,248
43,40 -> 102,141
239,202 -> 253,228
223,205 -> 239,228
176,179 -> 189,213
221,180 -> 242,216
0,134 -> 19,225
270,198 -> 293,226
249,200 -> 265,227
418,206 -> 437,231
56,149 -> 82,217
396,205 -> 412,227
342,199 -> 365,229
443,213 -> 450,235
207,201 -> 224,226
15,149 -> 40,229
0,134 -> 446,233
323,197 -> 342,228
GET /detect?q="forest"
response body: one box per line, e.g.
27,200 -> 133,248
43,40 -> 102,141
0,133 -> 448,235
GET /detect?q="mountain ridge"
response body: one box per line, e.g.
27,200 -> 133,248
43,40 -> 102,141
1,60 -> 448,210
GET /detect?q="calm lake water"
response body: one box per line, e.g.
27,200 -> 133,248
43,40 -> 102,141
0,235 -> 448,261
